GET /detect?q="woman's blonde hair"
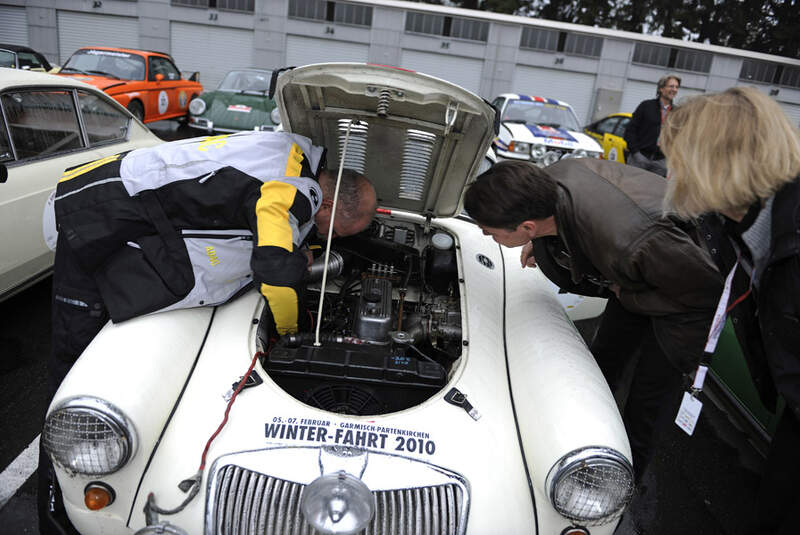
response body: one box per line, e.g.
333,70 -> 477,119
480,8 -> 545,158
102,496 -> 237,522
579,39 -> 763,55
661,86 -> 800,218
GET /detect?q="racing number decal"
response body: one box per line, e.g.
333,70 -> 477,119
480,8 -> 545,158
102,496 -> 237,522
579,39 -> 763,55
158,90 -> 169,115
608,147 -> 619,162
179,90 -> 187,108
265,416 -> 437,456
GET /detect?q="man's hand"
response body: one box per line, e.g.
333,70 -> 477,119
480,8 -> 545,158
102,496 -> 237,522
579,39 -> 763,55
520,241 -> 537,268
609,283 -> 621,298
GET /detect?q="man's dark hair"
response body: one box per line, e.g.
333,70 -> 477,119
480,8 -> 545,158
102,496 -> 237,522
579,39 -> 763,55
464,160 -> 558,230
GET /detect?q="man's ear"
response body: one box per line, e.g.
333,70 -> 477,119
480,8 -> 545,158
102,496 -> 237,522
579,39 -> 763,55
519,220 -> 538,239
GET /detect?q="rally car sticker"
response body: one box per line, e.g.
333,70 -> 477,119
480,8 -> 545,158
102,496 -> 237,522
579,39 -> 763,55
265,416 -> 437,456
526,125 -> 577,142
179,90 -> 187,108
158,91 -> 169,115
228,104 -> 252,113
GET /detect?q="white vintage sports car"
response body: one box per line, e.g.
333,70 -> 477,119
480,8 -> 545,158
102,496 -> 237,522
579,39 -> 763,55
42,64 -> 632,535
492,94 -> 603,166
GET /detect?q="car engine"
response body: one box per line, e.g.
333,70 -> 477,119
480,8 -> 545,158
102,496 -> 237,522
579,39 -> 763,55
259,219 -> 462,415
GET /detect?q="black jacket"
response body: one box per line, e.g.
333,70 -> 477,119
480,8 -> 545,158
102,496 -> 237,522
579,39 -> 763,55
624,98 -> 667,159
52,132 -> 325,334
533,159 -> 722,372
702,178 -> 800,417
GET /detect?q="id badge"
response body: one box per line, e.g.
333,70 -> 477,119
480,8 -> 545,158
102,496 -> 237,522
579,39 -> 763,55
675,392 -> 703,436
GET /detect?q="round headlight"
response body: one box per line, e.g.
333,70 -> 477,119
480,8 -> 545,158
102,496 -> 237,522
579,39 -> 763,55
509,141 -> 531,154
546,447 -> 633,526
301,471 -> 375,534
543,151 -> 561,166
531,143 -> 547,159
573,149 -> 588,158
270,107 -> 281,125
42,397 -> 136,476
189,98 -> 206,116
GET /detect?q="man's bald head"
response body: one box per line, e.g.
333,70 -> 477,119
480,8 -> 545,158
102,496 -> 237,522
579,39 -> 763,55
315,169 -> 377,238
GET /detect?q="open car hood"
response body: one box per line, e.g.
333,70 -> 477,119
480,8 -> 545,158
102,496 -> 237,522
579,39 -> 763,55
273,63 -> 496,218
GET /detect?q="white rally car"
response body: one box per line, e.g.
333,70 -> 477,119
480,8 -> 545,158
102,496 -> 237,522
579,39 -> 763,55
492,94 -> 603,166
42,64 -> 632,535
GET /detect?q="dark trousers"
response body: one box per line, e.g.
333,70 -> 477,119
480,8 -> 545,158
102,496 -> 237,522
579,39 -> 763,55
590,296 -> 684,483
752,408 -> 800,534
38,234 -> 109,534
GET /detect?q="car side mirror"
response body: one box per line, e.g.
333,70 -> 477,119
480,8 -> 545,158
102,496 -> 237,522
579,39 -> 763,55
0,163 -> 7,183
155,73 -> 164,82
189,71 -> 199,82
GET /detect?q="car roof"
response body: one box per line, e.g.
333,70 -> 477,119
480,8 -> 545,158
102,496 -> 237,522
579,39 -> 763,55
498,93 -> 572,108
0,67 -> 98,89
71,46 -> 173,60
0,44 -> 40,53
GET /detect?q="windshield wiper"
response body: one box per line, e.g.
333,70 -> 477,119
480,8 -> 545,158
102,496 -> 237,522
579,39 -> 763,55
86,70 -> 121,80
60,67 -> 90,75
502,119 -> 527,124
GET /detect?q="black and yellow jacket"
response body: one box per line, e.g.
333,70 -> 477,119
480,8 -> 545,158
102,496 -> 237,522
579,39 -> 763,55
51,131 -> 325,334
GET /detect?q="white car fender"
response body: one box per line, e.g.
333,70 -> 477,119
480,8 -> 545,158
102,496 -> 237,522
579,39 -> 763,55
47,306 -> 215,534
501,244 -> 630,528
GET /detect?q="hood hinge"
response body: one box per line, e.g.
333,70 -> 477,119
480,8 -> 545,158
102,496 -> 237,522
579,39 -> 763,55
423,212 -> 433,235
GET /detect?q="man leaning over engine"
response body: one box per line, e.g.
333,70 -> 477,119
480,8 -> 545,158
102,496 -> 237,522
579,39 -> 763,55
38,130 -> 376,533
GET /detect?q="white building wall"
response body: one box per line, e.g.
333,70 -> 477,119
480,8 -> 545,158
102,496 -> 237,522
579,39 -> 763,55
16,0 -> 800,122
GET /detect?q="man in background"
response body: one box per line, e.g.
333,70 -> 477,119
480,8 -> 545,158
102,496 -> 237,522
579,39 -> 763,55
624,74 -> 681,177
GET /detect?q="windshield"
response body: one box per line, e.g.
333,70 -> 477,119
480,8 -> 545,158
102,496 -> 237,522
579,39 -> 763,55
502,100 -> 581,131
61,49 -> 145,81
218,70 -> 271,93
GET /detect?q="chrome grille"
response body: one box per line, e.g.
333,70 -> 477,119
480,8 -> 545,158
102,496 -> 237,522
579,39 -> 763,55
211,464 -> 465,535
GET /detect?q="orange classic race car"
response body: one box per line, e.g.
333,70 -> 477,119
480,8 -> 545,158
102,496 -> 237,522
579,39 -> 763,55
56,46 -> 203,123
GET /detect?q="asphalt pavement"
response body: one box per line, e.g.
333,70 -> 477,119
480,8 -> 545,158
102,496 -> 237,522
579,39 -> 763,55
0,120 -> 767,534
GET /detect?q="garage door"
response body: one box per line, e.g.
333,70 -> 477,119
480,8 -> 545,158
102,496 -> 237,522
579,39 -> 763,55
622,79 -> 704,113
399,49 -> 483,95
780,102 -> 800,128
1,6 -> 29,46
57,11 -> 139,64
285,35 -> 369,68
513,66 -> 596,123
171,23 -> 254,90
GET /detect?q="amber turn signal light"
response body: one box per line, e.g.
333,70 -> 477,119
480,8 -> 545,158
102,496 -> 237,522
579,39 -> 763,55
84,482 -> 115,510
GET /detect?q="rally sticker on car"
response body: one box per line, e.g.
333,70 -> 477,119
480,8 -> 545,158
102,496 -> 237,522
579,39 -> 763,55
227,104 -> 252,113
265,416 -> 437,456
158,91 -> 169,114
526,124 -> 578,142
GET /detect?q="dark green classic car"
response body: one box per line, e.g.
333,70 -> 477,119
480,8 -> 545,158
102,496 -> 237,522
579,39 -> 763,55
188,69 -> 280,133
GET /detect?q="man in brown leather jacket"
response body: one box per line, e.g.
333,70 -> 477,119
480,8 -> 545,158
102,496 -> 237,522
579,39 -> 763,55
464,158 -> 722,488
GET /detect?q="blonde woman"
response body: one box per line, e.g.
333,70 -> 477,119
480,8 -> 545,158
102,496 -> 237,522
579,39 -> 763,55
661,86 -> 800,535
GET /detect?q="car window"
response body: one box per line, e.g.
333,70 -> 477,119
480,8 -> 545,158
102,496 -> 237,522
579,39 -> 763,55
0,111 -> 12,162
503,100 -> 581,131
595,117 -> 620,135
219,71 -> 270,92
62,49 -> 145,81
77,90 -> 129,146
17,51 -> 48,71
0,50 -> 15,68
614,117 -> 630,137
149,57 -> 181,81
1,90 -> 83,160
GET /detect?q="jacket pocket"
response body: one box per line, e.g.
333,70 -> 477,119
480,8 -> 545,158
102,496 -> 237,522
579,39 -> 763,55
94,236 -> 194,322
